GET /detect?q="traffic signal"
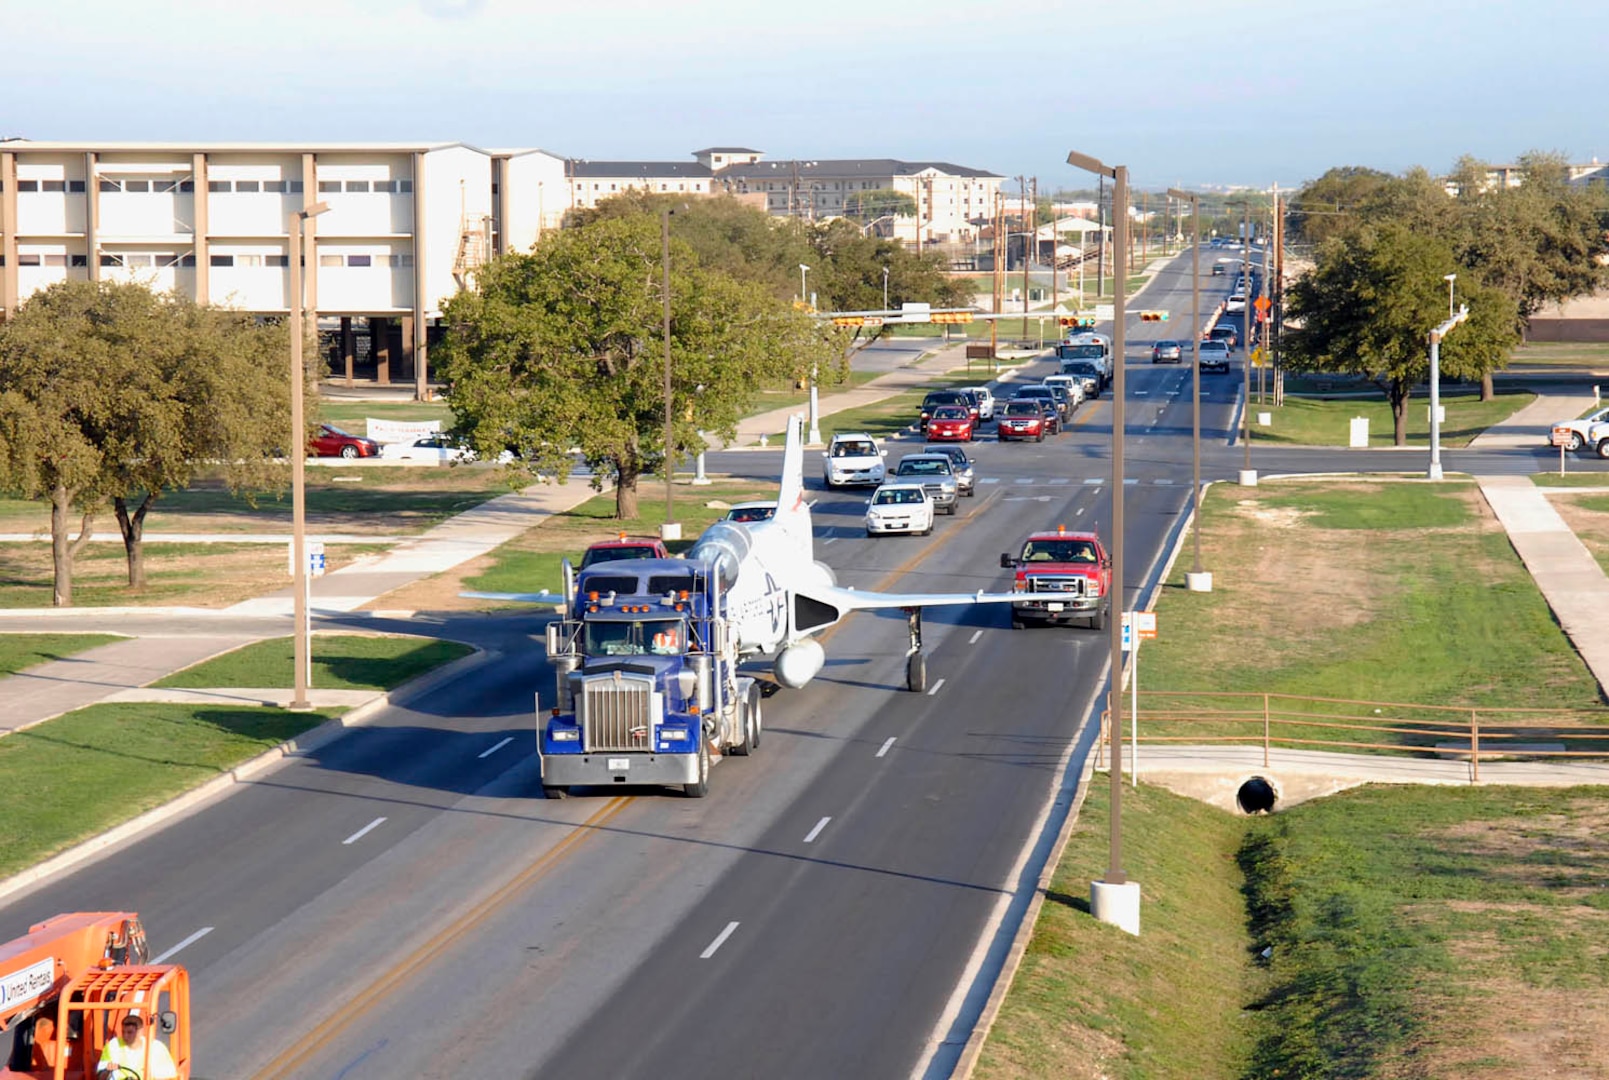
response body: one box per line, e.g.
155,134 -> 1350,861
1058,315 -> 1097,328
1139,310 -> 1169,322
832,316 -> 866,327
931,310 -> 975,324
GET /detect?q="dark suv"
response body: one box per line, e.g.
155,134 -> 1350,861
919,390 -> 972,433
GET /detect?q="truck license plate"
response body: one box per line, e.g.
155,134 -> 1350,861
1047,602 -> 1065,612
607,758 -> 630,770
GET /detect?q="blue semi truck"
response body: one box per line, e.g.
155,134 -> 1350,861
538,537 -> 761,799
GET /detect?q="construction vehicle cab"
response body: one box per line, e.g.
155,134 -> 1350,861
1,913 -> 190,1080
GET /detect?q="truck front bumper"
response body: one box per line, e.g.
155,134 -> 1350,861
1013,596 -> 1098,620
540,749 -> 700,788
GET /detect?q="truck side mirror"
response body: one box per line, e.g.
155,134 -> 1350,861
159,1010 -> 178,1035
880,449 -> 888,456
821,451 -> 829,458
999,553 -> 1013,568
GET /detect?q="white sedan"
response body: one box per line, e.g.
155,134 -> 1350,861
865,483 -> 934,537
380,435 -> 512,464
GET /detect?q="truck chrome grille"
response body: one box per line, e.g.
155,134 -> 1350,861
1028,576 -> 1085,595
580,673 -> 654,752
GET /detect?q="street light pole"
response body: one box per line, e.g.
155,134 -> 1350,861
1168,189 -> 1211,593
1446,272 -> 1457,319
882,265 -> 890,312
1429,301 -> 1469,482
800,263 -> 821,444
663,208 -> 676,527
1236,200 -> 1256,486
1068,148 -> 1139,937
287,200 -> 329,712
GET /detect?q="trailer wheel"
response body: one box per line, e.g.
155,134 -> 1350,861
684,739 -> 711,798
730,693 -> 755,757
542,784 -> 569,800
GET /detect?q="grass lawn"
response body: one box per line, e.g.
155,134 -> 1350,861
1140,480 -> 1604,749
1248,387 -> 1534,447
0,467 -> 520,537
1550,493 -> 1609,577
1533,471 -> 1609,487
0,542 -> 389,609
1509,341 -> 1609,367
742,370 -> 882,418
316,398 -> 455,431
977,782 -> 1259,1080
0,634 -> 124,676
769,372 -> 985,442
0,702 -> 337,878
154,633 -> 472,691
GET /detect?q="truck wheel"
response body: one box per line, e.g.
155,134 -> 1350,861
747,687 -> 763,751
1089,606 -> 1107,631
730,690 -> 758,756
1011,616 -> 1026,630
906,653 -> 927,693
684,739 -> 711,798
1598,438 -> 1609,460
542,784 -> 569,800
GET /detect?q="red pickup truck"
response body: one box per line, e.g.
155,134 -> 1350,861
999,527 -> 1112,629
580,535 -> 670,570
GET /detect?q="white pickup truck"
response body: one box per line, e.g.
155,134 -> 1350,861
1552,405 -> 1609,453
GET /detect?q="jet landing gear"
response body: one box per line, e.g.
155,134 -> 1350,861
904,607 -> 927,693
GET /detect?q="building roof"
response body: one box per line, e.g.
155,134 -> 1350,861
0,139 -> 486,154
693,146 -> 763,155
566,160 -> 713,179
714,158 -> 1001,180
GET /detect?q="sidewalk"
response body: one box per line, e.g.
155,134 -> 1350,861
1478,474 -> 1609,695
1469,389 -> 1597,448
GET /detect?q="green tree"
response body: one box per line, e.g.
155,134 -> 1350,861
1284,223 -> 1519,444
842,189 -> 917,223
437,213 -> 844,519
807,219 -> 971,318
0,281 -> 291,603
1287,167 -> 1395,245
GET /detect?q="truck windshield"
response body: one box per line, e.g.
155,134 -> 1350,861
580,545 -> 660,569
1021,540 -> 1099,563
584,617 -> 686,656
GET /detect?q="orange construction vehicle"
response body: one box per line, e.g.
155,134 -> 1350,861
0,913 -> 190,1079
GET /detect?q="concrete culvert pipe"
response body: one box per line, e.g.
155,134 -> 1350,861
1237,776 -> 1277,814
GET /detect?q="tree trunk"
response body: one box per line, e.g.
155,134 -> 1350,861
1480,371 -> 1495,402
113,492 -> 156,588
49,485 -> 93,607
1391,381 -> 1411,447
615,463 -> 640,520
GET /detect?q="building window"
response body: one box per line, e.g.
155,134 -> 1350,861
263,180 -> 286,194
288,180 -> 303,193
17,180 -> 39,192
71,254 -> 88,267
319,181 -> 341,193
44,254 -> 67,267
320,254 -> 342,267
393,253 -> 414,267
397,179 -> 413,193
101,255 -> 122,267
210,254 -> 233,267
180,254 -> 196,267
236,255 -> 263,268
208,180 -> 230,192
347,254 -> 372,267
233,180 -> 258,193
124,180 -> 150,193
375,179 -> 398,194
41,180 -> 65,193
265,254 -> 288,268
124,254 -> 153,267
178,179 -> 193,193
67,179 -> 86,193
18,254 -> 41,266
100,179 -> 122,192
345,180 -> 370,193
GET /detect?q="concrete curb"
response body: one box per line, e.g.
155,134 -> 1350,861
0,644 -> 490,907
950,472 -> 1202,1076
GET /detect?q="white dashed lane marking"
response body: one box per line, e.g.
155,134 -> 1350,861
803,817 -> 831,843
701,922 -> 740,959
342,817 -> 387,846
876,737 -> 896,758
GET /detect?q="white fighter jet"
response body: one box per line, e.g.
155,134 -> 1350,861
465,414 -> 1020,691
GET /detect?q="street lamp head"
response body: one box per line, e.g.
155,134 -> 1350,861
1444,273 -> 1457,283
1165,187 -> 1195,203
799,264 -> 810,272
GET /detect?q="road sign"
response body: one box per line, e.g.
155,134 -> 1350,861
1553,426 -> 1575,447
1254,295 -> 1271,314
1250,346 -> 1270,368
1094,304 -> 1115,321
1121,611 -> 1158,651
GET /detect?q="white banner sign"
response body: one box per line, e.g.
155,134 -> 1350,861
365,418 -> 441,444
0,958 -> 54,1010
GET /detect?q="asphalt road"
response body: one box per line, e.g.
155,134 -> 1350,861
2,250 -> 1599,1078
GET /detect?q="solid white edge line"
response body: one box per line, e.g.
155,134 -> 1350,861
876,736 -> 896,758
926,677 -> 946,696
700,921 -> 740,959
341,816 -> 387,845
968,630 -> 983,645
150,926 -> 213,965
478,736 -> 514,759
803,816 -> 831,843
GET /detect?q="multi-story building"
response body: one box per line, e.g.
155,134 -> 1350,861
491,148 -> 568,254
712,154 -> 1005,246
0,139 -> 500,396
566,160 -> 714,211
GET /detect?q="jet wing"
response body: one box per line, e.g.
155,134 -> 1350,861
818,585 -> 1020,611
459,590 -> 568,606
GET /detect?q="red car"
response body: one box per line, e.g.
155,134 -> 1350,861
580,535 -> 671,570
309,423 -> 380,459
996,401 -> 1046,442
926,404 -> 975,442
1000,526 -> 1112,629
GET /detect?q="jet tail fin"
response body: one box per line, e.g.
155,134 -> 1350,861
778,413 -> 807,516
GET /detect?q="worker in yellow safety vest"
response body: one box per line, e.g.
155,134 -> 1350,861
98,1013 -> 178,1080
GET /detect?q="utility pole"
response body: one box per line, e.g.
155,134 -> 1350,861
1020,176 -> 1032,342
1240,201 -> 1255,485
991,193 -> 1002,359
1167,187 -> 1211,594
1273,185 -> 1285,406
1096,174 -> 1106,299
1141,191 -> 1148,263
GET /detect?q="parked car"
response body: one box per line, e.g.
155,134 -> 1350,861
926,404 -> 976,442
1198,339 -> 1232,374
893,454 -> 959,514
921,444 -> 976,496
865,483 -> 935,536
1549,406 -> 1609,452
822,433 -> 887,488
1209,324 -> 1238,351
580,536 -> 670,570
1151,339 -> 1183,364
310,424 -> 380,459
996,400 -> 1047,442
961,385 -> 996,422
724,501 -> 778,523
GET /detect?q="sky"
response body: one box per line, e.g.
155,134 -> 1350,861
3,0 -> 1605,193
